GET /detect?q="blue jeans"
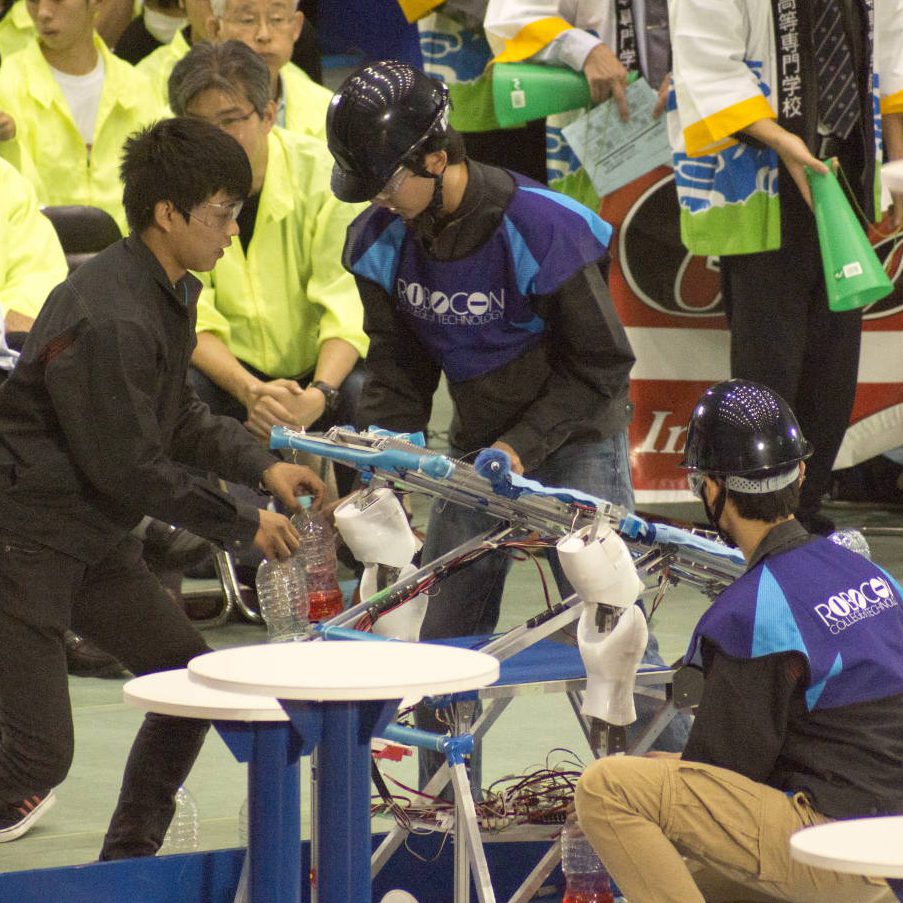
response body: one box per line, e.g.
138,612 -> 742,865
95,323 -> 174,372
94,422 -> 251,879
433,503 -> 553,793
416,433 -> 690,791
419,434 -> 635,640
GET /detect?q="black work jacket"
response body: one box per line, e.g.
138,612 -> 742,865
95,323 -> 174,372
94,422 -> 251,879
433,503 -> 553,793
0,236 -> 275,564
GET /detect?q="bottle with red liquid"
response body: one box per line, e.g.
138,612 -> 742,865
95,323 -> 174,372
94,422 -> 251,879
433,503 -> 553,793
560,814 -> 614,903
292,495 -> 344,623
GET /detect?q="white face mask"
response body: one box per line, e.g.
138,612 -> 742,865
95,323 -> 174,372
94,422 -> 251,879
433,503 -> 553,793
143,6 -> 187,43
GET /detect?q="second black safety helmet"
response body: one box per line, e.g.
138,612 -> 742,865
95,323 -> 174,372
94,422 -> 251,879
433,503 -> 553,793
327,60 -> 450,203
681,379 -> 813,477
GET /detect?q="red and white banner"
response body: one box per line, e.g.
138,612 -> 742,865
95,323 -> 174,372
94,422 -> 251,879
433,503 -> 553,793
603,166 -> 903,503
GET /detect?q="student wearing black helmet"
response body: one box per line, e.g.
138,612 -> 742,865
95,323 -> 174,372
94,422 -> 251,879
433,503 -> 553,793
327,60 -> 692,791
575,378 -> 903,903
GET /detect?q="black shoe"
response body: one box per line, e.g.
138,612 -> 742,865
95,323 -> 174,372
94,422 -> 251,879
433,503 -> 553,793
0,790 -> 55,842
64,632 -> 128,679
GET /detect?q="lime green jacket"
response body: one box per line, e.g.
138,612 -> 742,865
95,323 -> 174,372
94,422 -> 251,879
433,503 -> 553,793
136,28 -> 190,106
0,158 -> 68,319
196,128 -> 368,378
0,36 -> 163,235
280,62 -> 331,141
0,0 -> 33,61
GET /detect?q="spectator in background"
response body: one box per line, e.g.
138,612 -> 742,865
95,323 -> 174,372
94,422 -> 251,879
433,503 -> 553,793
0,158 -> 67,350
0,0 -> 162,235
209,0 -> 331,139
114,0 -> 186,66
484,0 -> 672,209
137,0 -> 213,103
667,0 -> 903,534
168,41 -> 368,481
1,0 -> 140,65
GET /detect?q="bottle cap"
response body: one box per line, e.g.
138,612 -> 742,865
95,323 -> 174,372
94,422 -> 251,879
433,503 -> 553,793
296,495 -> 313,509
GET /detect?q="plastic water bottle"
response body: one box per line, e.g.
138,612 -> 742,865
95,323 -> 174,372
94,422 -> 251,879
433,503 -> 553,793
161,785 -> 200,853
292,496 -> 344,623
255,554 -> 309,641
828,528 -> 872,559
561,815 -> 614,903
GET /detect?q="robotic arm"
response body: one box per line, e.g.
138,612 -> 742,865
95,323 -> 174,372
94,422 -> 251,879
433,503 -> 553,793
557,523 -> 648,755
333,488 -> 429,641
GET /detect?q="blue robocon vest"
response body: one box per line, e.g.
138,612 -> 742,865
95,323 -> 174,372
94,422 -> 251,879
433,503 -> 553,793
685,538 -> 903,711
345,172 -> 613,383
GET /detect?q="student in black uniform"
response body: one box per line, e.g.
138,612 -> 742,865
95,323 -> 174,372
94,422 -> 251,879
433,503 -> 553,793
0,117 -> 325,853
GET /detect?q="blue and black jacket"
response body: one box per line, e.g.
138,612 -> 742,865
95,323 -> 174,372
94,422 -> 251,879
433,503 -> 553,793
342,160 -> 634,470
683,520 -> 903,817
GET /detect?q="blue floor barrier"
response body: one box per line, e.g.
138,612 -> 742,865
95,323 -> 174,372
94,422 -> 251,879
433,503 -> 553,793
0,833 -> 564,902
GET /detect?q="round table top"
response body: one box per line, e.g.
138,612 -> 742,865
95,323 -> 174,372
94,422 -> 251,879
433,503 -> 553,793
124,668 -> 288,721
790,816 -> 903,878
883,160 -> 903,193
188,640 -> 500,702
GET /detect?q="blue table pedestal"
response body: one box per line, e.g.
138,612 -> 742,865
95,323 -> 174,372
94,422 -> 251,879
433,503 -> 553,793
214,721 -> 306,903
283,698 -> 400,903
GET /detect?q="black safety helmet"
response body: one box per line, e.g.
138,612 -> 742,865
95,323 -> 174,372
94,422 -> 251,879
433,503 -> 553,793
326,60 -> 450,203
681,379 -> 813,476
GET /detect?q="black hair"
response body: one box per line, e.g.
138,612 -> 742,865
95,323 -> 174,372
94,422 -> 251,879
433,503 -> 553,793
120,117 -> 252,234
727,479 -> 801,522
411,125 -> 466,168
168,40 -> 272,119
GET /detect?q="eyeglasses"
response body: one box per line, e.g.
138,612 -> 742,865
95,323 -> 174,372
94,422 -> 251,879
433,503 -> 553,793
374,165 -> 412,201
222,11 -> 295,31
194,107 -> 257,131
687,472 -> 706,498
190,199 -> 244,228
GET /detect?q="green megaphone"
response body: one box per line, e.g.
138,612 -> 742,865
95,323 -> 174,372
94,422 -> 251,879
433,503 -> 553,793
491,62 -> 591,128
806,165 -> 893,312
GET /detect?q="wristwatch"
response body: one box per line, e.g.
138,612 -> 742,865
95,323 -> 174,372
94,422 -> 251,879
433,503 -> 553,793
310,379 -> 340,412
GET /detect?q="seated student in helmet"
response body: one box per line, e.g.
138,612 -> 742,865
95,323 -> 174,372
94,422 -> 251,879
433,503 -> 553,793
575,379 -> 903,903
326,60 -> 690,792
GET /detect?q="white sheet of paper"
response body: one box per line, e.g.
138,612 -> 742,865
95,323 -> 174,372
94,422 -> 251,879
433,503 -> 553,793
562,78 -> 672,197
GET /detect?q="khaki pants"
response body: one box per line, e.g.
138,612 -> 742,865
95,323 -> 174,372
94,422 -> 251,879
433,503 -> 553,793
575,756 -> 893,903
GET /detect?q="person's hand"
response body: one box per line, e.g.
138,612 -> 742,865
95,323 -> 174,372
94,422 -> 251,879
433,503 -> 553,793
652,72 -> 670,119
243,379 -> 304,440
252,508 -> 300,560
4,308 -> 34,334
773,131 -> 828,209
261,460 -> 327,511
490,440 -> 524,475
889,190 -> 903,232
643,750 -> 681,759
583,43 -> 629,121
282,386 -> 328,431
0,112 -> 16,142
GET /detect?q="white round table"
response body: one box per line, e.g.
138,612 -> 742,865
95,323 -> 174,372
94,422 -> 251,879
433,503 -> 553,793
124,668 -> 288,721
791,816 -> 903,888
124,669 -> 300,903
188,641 -> 499,903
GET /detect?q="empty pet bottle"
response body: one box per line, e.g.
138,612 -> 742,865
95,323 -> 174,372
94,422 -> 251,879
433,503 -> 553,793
292,496 -> 344,623
255,553 -> 309,641
161,785 -> 200,853
561,814 -> 614,903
